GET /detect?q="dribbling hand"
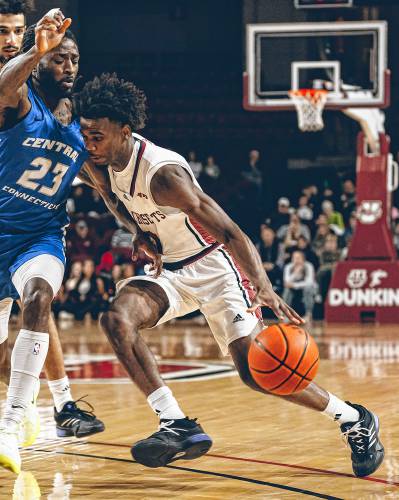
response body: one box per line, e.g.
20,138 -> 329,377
35,9 -> 72,54
247,286 -> 305,325
132,232 -> 163,278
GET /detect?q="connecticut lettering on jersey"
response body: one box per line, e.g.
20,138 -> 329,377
1,185 -> 60,210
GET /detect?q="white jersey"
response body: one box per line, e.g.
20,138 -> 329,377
108,134 -> 217,263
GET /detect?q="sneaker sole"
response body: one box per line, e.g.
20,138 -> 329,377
354,413 -> 385,478
21,413 -> 40,447
56,423 -> 105,438
0,453 -> 20,474
131,433 -> 213,468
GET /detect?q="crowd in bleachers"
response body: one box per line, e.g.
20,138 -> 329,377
52,148 -> 365,322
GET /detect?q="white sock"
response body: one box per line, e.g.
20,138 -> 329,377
1,329 -> 49,431
323,393 -> 360,424
48,376 -> 73,412
147,386 -> 185,420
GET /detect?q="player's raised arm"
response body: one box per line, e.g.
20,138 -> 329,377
151,164 -> 304,324
0,8 -> 71,109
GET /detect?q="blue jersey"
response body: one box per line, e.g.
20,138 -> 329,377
0,80 -> 87,300
0,79 -> 87,239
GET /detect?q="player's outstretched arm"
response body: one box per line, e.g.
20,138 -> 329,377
0,9 -> 71,112
151,164 -> 304,324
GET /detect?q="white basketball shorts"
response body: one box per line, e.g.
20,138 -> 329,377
116,246 -> 263,355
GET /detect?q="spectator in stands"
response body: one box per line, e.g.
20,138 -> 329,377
277,212 -> 311,247
316,234 -> 342,302
96,251 -> 115,299
302,184 -> 320,212
256,225 -> 283,292
283,250 -> 316,321
55,259 -> 105,321
341,179 -> 356,223
343,211 -> 357,248
203,155 -> 220,179
312,217 -> 331,256
52,261 -> 83,320
286,235 -> 320,271
322,186 -> 338,206
65,261 -> 83,293
200,155 -> 221,198
242,149 -> 262,195
321,200 -> 345,235
111,264 -> 123,283
188,151 -> 203,179
297,195 -> 313,222
239,149 -> 263,241
111,223 -> 133,263
67,219 -> 98,262
269,197 -> 291,231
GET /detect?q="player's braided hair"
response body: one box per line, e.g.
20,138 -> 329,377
0,0 -> 34,15
73,73 -> 147,131
21,23 -> 77,53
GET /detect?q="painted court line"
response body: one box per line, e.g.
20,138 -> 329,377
86,440 -> 399,487
34,448 -> 342,499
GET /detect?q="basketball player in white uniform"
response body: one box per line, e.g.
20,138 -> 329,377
75,73 -> 384,476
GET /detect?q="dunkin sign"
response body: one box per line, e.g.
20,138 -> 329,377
329,268 -> 399,307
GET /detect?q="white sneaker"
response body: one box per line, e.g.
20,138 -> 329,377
0,428 -> 21,474
19,382 -> 40,448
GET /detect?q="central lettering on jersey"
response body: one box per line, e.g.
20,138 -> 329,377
2,185 -> 60,210
132,210 -> 166,226
22,137 -> 80,162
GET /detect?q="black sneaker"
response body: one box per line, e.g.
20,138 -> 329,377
131,417 -> 212,468
54,397 -> 105,438
340,402 -> 384,477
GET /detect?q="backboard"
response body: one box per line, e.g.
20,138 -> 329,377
243,21 -> 389,111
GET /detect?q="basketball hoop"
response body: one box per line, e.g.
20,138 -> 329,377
289,89 -> 328,132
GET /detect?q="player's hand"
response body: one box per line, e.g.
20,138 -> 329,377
247,286 -> 305,325
35,9 -> 72,54
132,232 -> 163,278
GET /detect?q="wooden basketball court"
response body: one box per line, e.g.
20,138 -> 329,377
1,320 -> 398,499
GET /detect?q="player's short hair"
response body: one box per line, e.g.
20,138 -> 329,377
0,0 -> 33,15
73,73 -> 147,130
20,23 -> 77,53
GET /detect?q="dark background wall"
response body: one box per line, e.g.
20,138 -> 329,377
30,0 -> 399,208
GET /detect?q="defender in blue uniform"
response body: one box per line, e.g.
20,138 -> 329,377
0,78 -> 86,299
0,3 -> 105,459
0,9 -> 104,473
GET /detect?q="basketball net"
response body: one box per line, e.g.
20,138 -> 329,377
289,89 -> 328,132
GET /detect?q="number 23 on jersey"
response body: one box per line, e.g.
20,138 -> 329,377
16,156 -> 69,197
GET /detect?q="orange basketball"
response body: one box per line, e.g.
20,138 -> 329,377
248,324 -> 319,395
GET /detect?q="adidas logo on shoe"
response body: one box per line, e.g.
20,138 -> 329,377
233,314 -> 245,323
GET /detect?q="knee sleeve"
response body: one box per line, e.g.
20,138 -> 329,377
12,254 -> 64,300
